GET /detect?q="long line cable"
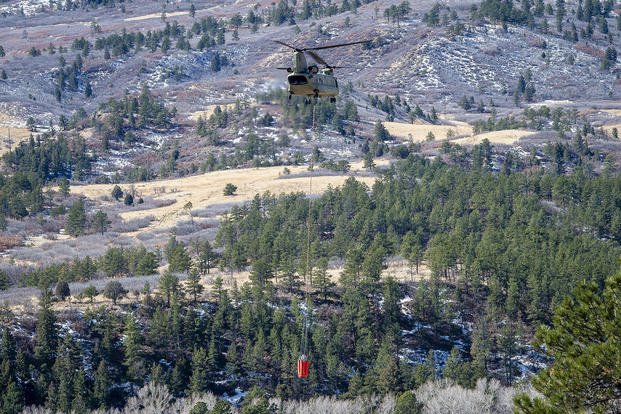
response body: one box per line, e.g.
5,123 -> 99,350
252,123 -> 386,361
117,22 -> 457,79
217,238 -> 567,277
302,102 -> 317,359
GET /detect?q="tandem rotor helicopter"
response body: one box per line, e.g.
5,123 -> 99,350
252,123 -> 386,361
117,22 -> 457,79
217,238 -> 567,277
275,39 -> 370,103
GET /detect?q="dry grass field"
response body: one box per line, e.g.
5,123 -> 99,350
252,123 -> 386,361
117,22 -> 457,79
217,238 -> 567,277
452,129 -> 538,145
0,113 -> 30,156
384,121 -> 473,142
72,161 -> 379,231
188,104 -> 238,121
124,11 -> 189,22
384,120 -> 536,145
603,123 -> 621,135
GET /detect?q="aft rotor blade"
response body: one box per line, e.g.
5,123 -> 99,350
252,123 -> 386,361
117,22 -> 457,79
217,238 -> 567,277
306,50 -> 328,66
305,39 -> 371,51
274,40 -> 301,52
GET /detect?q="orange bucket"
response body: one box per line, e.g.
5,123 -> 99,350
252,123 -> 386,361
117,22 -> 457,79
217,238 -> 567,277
297,357 -> 310,379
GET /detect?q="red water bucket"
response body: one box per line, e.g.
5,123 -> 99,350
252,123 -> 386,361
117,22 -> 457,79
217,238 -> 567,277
297,357 -> 310,379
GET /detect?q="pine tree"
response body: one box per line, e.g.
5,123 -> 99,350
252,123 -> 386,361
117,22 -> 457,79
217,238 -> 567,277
401,231 -> 423,277
71,371 -> 89,413
66,199 -> 87,236
515,271 -> 621,413
312,257 -> 334,300
93,360 -> 109,408
506,276 -> 520,318
382,276 -> 402,336
190,347 -> 210,394
0,269 -> 9,291
54,280 -> 70,300
186,268 -> 204,303
34,291 -> 58,369
555,0 -> 566,32
3,379 -> 22,414
124,315 -> 143,381
414,350 -> 436,386
82,285 -> 99,303
0,327 -> 16,365
442,347 -> 462,381
159,270 -> 180,307
198,240 -> 215,274
368,338 -> 400,394
103,280 -> 127,304
168,244 -> 191,272
394,390 -> 422,414
92,210 -> 109,235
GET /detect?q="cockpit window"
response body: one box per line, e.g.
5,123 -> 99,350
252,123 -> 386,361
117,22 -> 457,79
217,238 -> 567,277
288,75 -> 308,85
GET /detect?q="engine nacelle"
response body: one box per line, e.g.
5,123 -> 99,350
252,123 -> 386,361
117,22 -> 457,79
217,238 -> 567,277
308,65 -> 319,74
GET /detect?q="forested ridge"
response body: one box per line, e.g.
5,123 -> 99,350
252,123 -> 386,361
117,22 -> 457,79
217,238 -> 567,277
218,155 -> 620,323
0,154 -> 619,413
1,0 -> 621,408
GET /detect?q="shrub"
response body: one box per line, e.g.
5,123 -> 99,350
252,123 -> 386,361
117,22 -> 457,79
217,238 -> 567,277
54,281 -> 70,300
103,280 -> 127,304
223,183 -> 237,196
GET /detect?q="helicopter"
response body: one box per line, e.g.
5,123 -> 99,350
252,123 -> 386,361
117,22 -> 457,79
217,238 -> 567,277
275,39 -> 370,103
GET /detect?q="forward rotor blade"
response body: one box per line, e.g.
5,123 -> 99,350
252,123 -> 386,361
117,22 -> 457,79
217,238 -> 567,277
306,50 -> 328,66
305,39 -> 371,51
274,40 -> 301,52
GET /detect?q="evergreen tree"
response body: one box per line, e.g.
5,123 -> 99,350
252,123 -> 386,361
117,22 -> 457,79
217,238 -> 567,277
197,240 -> 215,274
367,338 -> 400,394
312,257 -> 334,300
394,390 -> 422,414
71,370 -> 88,413
158,270 -> 180,307
124,315 -> 143,381
34,291 -> 58,369
92,210 -> 109,235
66,199 -> 87,237
555,0 -> 566,32
223,183 -> 237,196
83,284 -> 98,303
0,269 -> 10,290
93,360 -> 109,408
186,268 -> 204,303
54,280 -> 70,301
168,244 -> 191,272
3,378 -> 22,413
103,280 -> 127,304
190,347 -> 210,394
515,271 -> 621,413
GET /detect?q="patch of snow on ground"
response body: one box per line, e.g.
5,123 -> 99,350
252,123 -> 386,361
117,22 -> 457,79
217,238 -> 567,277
223,387 -> 245,405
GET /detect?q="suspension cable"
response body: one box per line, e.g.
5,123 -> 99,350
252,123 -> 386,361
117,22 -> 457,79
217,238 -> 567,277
302,102 -> 317,359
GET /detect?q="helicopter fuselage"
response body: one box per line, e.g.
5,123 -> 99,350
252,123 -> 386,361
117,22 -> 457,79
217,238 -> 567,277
287,71 -> 339,98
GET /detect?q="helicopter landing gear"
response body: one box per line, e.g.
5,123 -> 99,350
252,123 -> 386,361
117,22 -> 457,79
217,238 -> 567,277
329,97 -> 336,103
288,94 -> 292,100
313,90 -> 319,101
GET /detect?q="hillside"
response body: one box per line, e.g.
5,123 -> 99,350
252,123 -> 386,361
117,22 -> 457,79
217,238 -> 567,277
1,0 -> 621,413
